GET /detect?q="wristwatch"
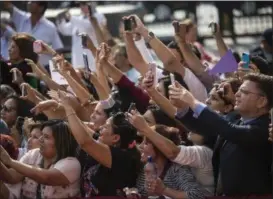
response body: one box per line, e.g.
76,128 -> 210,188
146,31 -> 155,43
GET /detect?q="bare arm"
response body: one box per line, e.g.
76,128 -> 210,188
214,23 -> 229,57
9,160 -> 70,186
64,105 -> 113,168
124,32 -> 149,76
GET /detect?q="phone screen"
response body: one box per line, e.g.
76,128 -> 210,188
124,19 -> 132,31
242,53 -> 250,69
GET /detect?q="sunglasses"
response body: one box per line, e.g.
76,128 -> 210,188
1,105 -> 16,113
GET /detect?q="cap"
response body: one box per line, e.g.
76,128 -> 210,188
262,28 -> 272,48
250,55 -> 271,75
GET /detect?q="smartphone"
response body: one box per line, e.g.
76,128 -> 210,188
21,84 -> 27,97
209,22 -> 217,34
173,21 -> 180,34
88,4 -> 93,16
81,34 -> 88,48
128,103 -> 136,113
12,70 -> 18,82
242,53 -> 250,69
16,116 -> 25,133
170,73 -> 175,85
33,41 -> 42,53
124,18 -> 132,31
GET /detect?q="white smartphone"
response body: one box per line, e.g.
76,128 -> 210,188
33,41 -> 42,53
21,84 -> 27,97
12,70 -> 18,82
170,73 -> 175,85
148,62 -> 157,85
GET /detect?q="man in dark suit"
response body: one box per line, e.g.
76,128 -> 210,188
171,73 -> 272,197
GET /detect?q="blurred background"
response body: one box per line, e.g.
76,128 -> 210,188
1,1 -> 272,56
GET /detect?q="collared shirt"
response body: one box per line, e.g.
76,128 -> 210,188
0,25 -> 15,61
12,6 -> 64,66
57,12 -> 106,70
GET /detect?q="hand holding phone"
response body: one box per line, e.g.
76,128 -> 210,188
242,53 -> 250,69
33,41 -> 43,53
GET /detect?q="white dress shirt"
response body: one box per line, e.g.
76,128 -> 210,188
57,12 -> 106,71
11,6 -> 64,66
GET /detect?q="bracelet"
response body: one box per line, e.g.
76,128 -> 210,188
66,112 -> 76,118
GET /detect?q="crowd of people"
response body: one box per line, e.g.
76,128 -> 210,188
0,1 -> 273,199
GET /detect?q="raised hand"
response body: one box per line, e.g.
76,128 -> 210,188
25,58 -> 44,79
127,110 -> 150,133
269,124 -> 273,142
10,68 -> 24,85
20,83 -> 36,102
169,81 -> 195,108
0,146 -> 13,167
173,22 -> 187,43
30,100 -> 58,115
142,70 -> 155,92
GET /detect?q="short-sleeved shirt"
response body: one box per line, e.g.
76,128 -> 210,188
136,163 -> 211,199
78,147 -> 139,197
19,148 -> 81,199
12,7 -> 64,66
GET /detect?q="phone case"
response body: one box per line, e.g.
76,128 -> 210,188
242,53 -> 250,69
33,41 -> 42,53
148,62 -> 157,85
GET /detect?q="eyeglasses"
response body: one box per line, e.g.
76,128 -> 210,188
1,105 -> 16,113
238,88 -> 265,96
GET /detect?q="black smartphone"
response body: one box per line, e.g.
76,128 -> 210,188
81,34 -> 88,48
173,21 -> 180,33
16,116 -> 25,133
128,103 -> 136,112
209,22 -> 217,34
88,4 -> 93,16
124,18 -> 132,31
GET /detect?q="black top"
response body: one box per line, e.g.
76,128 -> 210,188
176,108 -> 272,196
0,60 -> 33,94
77,147 -> 139,197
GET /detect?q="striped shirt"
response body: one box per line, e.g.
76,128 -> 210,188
136,163 -> 212,199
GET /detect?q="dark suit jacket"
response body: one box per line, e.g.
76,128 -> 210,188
176,107 -> 272,196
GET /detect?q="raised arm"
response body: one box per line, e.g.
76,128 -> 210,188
131,15 -> 184,76
60,92 -> 113,169
212,22 -> 229,57
175,23 -> 204,76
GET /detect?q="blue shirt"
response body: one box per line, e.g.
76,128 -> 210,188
12,6 -> 64,66
0,25 -> 15,60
